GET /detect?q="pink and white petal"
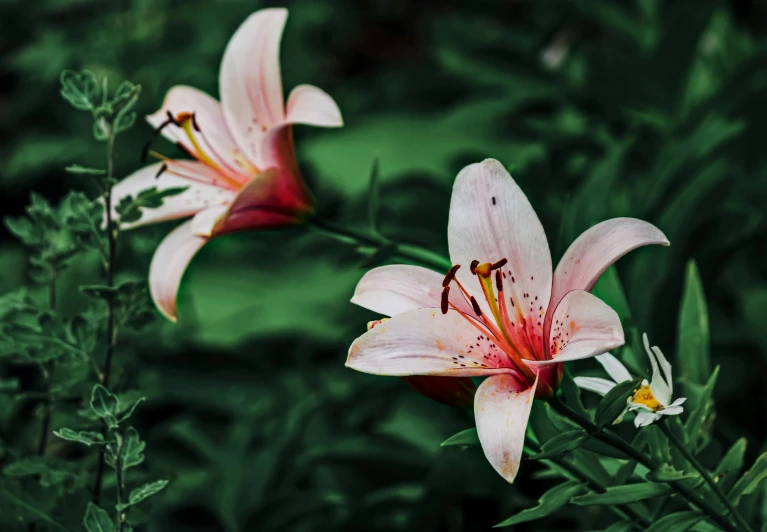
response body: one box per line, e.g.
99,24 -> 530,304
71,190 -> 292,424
351,265 -> 473,317
220,8 -> 288,165
146,86 -> 244,178
574,376 -> 616,396
526,290 -> 624,368
211,168 -> 312,236
190,205 -> 229,237
346,308 -> 519,377
112,162 -> 235,229
546,218 -> 669,342
447,159 -> 552,358
149,220 -> 208,322
595,353 -> 632,383
474,374 -> 537,483
284,84 -> 343,128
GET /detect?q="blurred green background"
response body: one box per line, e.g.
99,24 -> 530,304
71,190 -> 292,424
2,0 -> 767,530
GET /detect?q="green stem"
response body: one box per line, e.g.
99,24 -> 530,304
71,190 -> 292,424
114,431 -> 125,532
36,278 -> 57,457
93,127 -> 118,505
658,422 -> 753,532
310,218 -> 452,272
547,396 -> 740,532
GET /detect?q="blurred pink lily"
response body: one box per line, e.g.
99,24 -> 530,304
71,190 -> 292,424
346,159 -> 669,483
112,8 -> 342,321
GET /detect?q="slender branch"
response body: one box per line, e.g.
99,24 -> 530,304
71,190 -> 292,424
92,127 -> 118,505
114,431 -> 125,532
547,396 -> 740,532
658,422 -> 753,532
35,278 -> 57,457
310,218 -> 452,272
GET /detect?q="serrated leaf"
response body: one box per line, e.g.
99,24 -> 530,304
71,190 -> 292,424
54,428 -> 104,446
114,186 -> 188,224
530,430 -> 589,460
495,481 -> 583,527
644,510 -> 704,532
730,451 -> 767,505
121,427 -> 146,473
116,479 -> 169,511
646,464 -> 698,482
118,397 -> 145,423
83,502 -> 115,532
595,377 -> 642,428
677,261 -> 710,386
65,164 -> 106,176
440,428 -> 480,447
571,483 -> 672,505
91,384 -> 119,428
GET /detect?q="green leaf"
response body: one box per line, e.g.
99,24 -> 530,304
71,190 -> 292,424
646,464 -> 699,483
715,438 -> 747,492
677,261 -> 710,386
4,215 -> 42,246
118,397 -> 145,423
530,430 -> 589,460
54,428 -> 105,446
730,451 -> 767,505
65,164 -> 106,176
591,266 -> 632,322
594,377 -> 642,428
571,483 -> 672,505
603,522 -> 634,532
114,186 -> 188,224
644,511 -> 704,532
494,481 -> 583,527
366,157 -> 381,233
120,427 -> 146,473
116,479 -> 169,511
3,457 -> 78,489
80,285 -> 119,301
683,366 -> 719,451
90,384 -> 119,428
60,70 -> 100,111
111,81 -> 141,119
440,428 -> 480,447
560,368 -> 588,416
83,502 -> 115,532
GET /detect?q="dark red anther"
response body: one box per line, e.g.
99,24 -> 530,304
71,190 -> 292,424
469,260 -> 480,274
191,112 -> 200,132
140,141 -> 151,163
490,258 -> 508,270
166,110 -> 180,126
442,265 -> 461,287
441,286 -> 450,314
495,269 -> 503,292
155,163 -> 168,179
470,296 -> 482,317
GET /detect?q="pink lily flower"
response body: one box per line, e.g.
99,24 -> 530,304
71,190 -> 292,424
112,8 -> 342,321
346,159 -> 669,483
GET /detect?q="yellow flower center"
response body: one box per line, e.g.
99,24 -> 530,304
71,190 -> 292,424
632,385 -> 661,411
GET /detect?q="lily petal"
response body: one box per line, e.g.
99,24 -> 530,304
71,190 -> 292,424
595,353 -> 632,383
527,290 -> 624,367
448,159 -> 552,357
149,219 -> 208,322
574,376 -> 616,396
211,168 -> 312,236
146,86 -> 245,182
220,8 -> 288,165
346,308 -> 520,377
351,265 -> 473,317
112,162 -> 235,229
474,374 -> 537,483
546,218 -> 668,343
285,84 -> 343,128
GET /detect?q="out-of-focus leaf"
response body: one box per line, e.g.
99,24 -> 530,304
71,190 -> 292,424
677,260 -> 710,386
729,452 -> 767,505
83,502 -> 114,532
120,427 -> 146,473
440,428 -> 479,447
60,70 -> 100,111
494,481 -> 583,527
53,428 -> 105,446
571,483 -> 672,505
683,366 -> 719,451
116,480 -> 169,512
714,438 -> 747,493
530,430 -> 589,460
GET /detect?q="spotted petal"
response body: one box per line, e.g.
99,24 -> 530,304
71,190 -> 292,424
474,374 -> 537,483
220,8 -> 288,166
346,308 -> 520,377
351,265 -> 473,317
526,290 -> 624,367
112,162 -> 236,229
148,220 -> 208,322
448,159 -> 552,358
